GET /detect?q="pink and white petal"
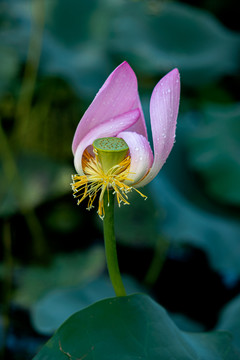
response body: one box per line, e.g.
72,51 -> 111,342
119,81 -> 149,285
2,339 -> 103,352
138,68 -> 180,187
74,109 -> 140,175
118,131 -> 153,186
72,62 -> 139,154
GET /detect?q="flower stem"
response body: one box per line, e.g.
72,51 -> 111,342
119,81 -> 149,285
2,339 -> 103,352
103,191 -> 126,296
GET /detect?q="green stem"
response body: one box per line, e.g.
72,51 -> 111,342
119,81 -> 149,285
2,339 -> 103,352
14,0 -> 45,137
103,191 -> 126,297
143,236 -> 169,287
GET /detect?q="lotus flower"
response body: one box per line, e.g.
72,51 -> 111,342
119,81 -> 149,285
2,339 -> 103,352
71,62 -> 180,218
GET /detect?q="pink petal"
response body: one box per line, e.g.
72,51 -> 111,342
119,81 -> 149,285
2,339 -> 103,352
72,61 -> 147,154
118,131 -> 153,185
74,109 -> 140,175
138,68 -> 180,187
126,94 -> 148,138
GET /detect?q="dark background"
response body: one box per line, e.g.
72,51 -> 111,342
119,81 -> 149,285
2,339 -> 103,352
0,0 -> 240,358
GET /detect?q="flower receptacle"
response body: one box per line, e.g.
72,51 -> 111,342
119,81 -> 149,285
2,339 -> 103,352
93,137 -> 129,173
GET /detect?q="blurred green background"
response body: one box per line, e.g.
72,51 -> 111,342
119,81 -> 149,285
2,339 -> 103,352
0,0 -> 240,359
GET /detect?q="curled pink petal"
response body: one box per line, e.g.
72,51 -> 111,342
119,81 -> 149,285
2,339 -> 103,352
138,68 -> 180,187
74,109 -> 140,175
72,61 -> 147,154
118,131 -> 153,185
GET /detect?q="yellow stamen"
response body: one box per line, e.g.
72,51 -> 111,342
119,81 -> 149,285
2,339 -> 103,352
71,149 -> 147,219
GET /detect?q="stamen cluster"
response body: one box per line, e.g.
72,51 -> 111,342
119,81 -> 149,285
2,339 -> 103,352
71,150 -> 146,219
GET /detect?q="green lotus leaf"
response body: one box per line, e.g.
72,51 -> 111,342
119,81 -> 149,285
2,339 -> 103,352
33,294 -> 239,360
